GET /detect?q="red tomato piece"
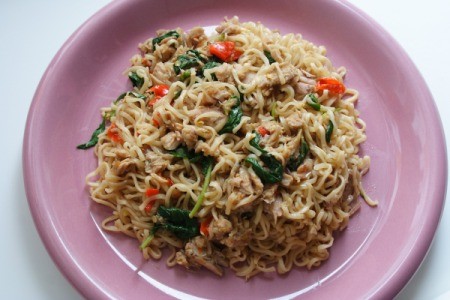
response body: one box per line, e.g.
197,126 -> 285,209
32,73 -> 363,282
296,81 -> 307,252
144,202 -> 154,214
316,78 -> 346,95
145,188 -> 159,197
107,123 -> 123,144
257,126 -> 270,137
200,216 -> 213,236
209,41 -> 242,62
148,84 -> 169,106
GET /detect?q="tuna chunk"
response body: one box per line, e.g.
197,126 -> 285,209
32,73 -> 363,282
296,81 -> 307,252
175,237 -> 224,276
186,27 -> 208,48
145,150 -> 170,174
160,131 -> 182,150
116,158 -> 139,176
216,16 -> 242,35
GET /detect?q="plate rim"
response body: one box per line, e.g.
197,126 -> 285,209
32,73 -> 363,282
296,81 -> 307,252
22,0 -> 448,299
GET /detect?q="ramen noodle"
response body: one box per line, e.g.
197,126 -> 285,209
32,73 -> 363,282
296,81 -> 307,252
80,17 -> 377,279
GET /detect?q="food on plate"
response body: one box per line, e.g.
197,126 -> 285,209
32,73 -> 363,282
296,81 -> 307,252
78,16 -> 377,279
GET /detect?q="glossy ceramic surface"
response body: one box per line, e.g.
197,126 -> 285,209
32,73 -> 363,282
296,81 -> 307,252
23,0 -> 447,299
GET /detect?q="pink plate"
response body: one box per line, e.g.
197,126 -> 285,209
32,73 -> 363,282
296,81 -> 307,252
23,0 -> 447,299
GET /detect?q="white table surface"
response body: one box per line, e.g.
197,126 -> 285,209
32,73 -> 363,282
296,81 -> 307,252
1,0 -> 449,299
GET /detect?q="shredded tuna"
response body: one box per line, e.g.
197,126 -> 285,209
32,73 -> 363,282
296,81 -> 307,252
151,62 -> 176,85
160,131 -> 182,150
181,125 -> 214,148
213,63 -> 235,84
293,74 -> 315,96
222,228 -> 252,248
202,85 -> 233,105
175,237 -> 224,276
216,16 -> 242,35
285,111 -> 303,132
229,167 -> 264,196
113,148 -> 130,160
260,184 -> 279,204
186,27 -> 208,48
145,150 -> 170,174
258,64 -> 299,96
208,216 -> 232,240
116,158 -> 139,176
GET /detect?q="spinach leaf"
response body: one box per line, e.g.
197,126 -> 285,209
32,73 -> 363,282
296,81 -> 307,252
245,153 -> 283,184
306,93 -> 321,111
264,50 -> 276,64
169,146 -> 213,175
116,91 -> 146,103
188,49 -> 208,63
128,72 -> 144,89
169,146 -> 192,159
152,30 -> 180,50
245,132 -> 283,184
325,120 -> 334,143
249,131 -> 265,153
218,96 -> 242,134
115,92 -> 127,102
173,50 -> 207,75
77,116 -> 106,150
287,140 -> 309,171
173,88 -> 183,100
129,91 -> 146,100
153,206 -> 199,240
200,61 -> 221,79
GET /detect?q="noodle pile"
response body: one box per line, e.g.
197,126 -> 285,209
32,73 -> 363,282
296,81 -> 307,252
84,17 -> 376,279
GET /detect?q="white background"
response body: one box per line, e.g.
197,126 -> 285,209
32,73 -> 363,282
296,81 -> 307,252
1,0 -> 449,299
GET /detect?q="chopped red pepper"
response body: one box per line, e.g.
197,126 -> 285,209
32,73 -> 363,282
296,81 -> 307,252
145,188 -> 159,197
257,126 -> 270,137
209,41 -> 242,62
148,84 -> 169,106
107,123 -> 123,144
200,216 -> 213,236
141,57 -> 152,68
315,78 -> 346,95
152,119 -> 160,127
144,202 -> 154,214
166,178 -> 174,186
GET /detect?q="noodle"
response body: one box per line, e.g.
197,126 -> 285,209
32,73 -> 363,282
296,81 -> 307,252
82,16 -> 376,279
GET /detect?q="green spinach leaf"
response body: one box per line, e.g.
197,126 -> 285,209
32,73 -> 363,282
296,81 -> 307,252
152,30 -> 180,50
245,132 -> 283,184
218,96 -> 242,134
287,140 -> 310,171
249,131 -> 265,153
169,146 -> 213,175
264,50 -> 276,64
128,72 -> 144,89
306,93 -> 321,111
153,206 -> 199,240
77,116 -> 106,150
245,153 -> 283,184
173,50 -> 207,75
325,120 -> 334,143
200,61 -> 221,79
